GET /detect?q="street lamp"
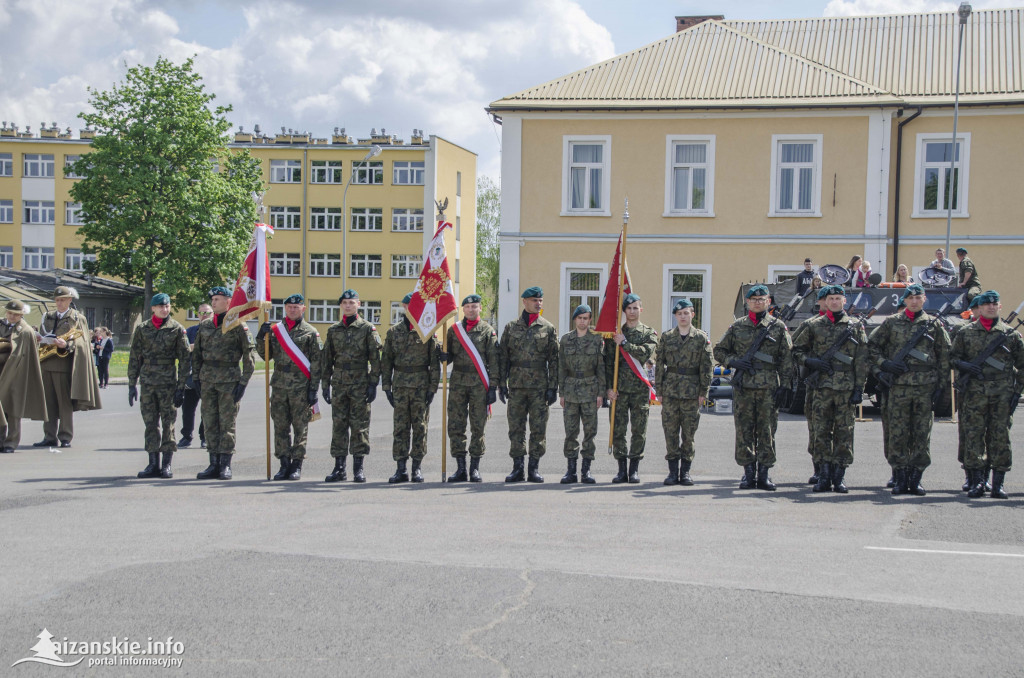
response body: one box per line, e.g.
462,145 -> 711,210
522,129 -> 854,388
945,2 -> 972,259
341,145 -> 383,290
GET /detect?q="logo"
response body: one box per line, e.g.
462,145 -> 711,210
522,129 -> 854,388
11,630 -> 83,667
11,629 -> 185,669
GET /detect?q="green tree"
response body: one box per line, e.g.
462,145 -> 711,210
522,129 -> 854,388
69,56 -> 264,310
476,175 -> 501,320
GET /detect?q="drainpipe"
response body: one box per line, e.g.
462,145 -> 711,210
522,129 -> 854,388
301,147 -> 308,299
892,106 -> 922,274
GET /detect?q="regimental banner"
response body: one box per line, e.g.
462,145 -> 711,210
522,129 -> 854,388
595,228 -> 632,336
406,220 -> 458,342
223,222 -> 273,333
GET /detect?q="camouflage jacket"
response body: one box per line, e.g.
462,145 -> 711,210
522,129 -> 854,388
381,319 -> 440,392
713,313 -> 794,390
255,319 -> 322,390
127,317 -> 190,389
867,311 -> 950,387
321,314 -> 382,393
950,319 -> 1024,397
655,326 -> 713,400
446,319 -> 499,390
604,322 -> 658,394
959,257 -> 980,288
558,330 -> 606,403
499,312 -> 558,391
192,316 -> 256,385
791,313 -> 869,392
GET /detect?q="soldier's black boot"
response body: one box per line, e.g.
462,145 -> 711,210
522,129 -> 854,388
505,456 -> 525,483
908,468 -> 926,496
679,459 -> 694,486
967,469 -> 986,498
325,456 -> 347,483
448,455 -> 468,483
739,463 -> 757,490
527,457 -> 544,483
755,463 -> 776,491
832,464 -> 848,494
962,467 -> 972,492
138,452 -> 160,478
218,454 -> 233,480
813,462 -> 832,492
411,458 -> 425,483
664,459 -> 679,486
468,456 -> 482,482
287,459 -> 302,481
891,467 -> 906,495
612,458 -> 628,484
561,458 -> 578,484
197,453 -> 220,480
352,456 -> 366,483
273,457 -> 292,481
984,467 -> 993,492
887,473 -> 896,489
159,450 -> 173,479
580,458 -> 596,484
809,461 -> 821,485
991,471 -> 1008,499
627,458 -> 640,484
389,459 -> 409,484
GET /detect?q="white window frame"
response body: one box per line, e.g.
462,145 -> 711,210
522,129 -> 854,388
392,208 -> 424,232
0,199 -> 12,223
0,246 -> 12,267
310,159 -> 342,184
767,265 -> 804,284
558,263 -> 608,332
0,153 -> 12,177
269,159 -> 301,183
268,299 -> 285,322
390,302 -> 405,325
310,207 -> 342,231
350,207 -> 382,232
351,161 -> 383,185
662,264 -> 712,333
391,254 -> 422,279
64,248 -> 95,271
361,301 -> 382,325
664,135 -> 716,216
23,153 -> 55,178
269,252 -> 301,276
64,155 -> 83,179
24,200 -> 55,224
308,299 -> 339,324
65,201 -> 83,225
768,134 -> 822,217
392,161 -> 425,185
350,254 -> 382,278
23,246 -> 54,270
561,135 -> 612,217
912,132 -> 971,218
269,206 -> 301,230
309,253 -> 341,277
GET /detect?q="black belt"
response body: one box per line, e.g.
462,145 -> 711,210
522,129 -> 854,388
831,365 -> 853,372
908,364 -> 934,372
511,360 -> 546,368
671,367 -> 694,375
336,362 -> 366,371
453,363 -> 478,372
203,359 -> 237,368
394,364 -> 429,373
275,363 -> 293,373
147,358 -> 176,366
572,370 -> 596,378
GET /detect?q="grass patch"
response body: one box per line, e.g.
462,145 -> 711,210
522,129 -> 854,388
105,348 -> 267,379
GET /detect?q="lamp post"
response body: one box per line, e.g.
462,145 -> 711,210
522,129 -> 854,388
945,2 -> 972,258
341,145 -> 382,290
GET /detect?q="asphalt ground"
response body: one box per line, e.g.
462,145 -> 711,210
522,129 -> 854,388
2,377 -> 1023,676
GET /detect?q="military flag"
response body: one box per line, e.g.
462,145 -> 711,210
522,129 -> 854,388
406,220 -> 458,342
223,222 -> 274,333
596,228 -> 631,335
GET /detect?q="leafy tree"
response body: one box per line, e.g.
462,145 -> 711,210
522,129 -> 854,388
476,176 -> 501,321
69,56 -> 264,310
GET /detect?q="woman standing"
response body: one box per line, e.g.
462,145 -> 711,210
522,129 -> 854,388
893,264 -> 914,283
845,255 -> 863,287
97,327 -> 114,388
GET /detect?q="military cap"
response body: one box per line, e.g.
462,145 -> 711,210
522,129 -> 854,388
572,304 -> 592,320
283,294 -> 304,305
401,293 -> 413,305
956,247 -> 968,255
462,293 -> 482,305
150,293 -> 170,306
53,286 -> 74,299
969,290 -> 999,308
745,284 -> 770,298
5,300 -> 25,314
208,286 -> 231,298
521,286 -> 543,299
900,284 -> 925,303
818,284 -> 845,299
621,292 -> 641,310
339,289 -> 359,303
672,299 -> 693,312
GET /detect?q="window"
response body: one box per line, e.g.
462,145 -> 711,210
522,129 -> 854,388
65,202 -> 83,225
390,302 -> 405,325
23,153 -> 55,178
269,252 -> 301,276
913,133 -> 971,217
310,207 -> 342,230
24,200 -> 55,224
268,299 -> 285,322
308,299 -> 339,324
392,208 -> 424,232
23,246 -> 54,270
0,200 -> 12,223
269,206 -> 300,230
393,161 -> 424,185
0,246 -> 12,267
351,207 -> 382,231
663,266 -> 711,332
768,266 -> 803,284
64,248 -> 95,271
351,161 -> 383,185
269,159 -> 301,183
665,136 -> 715,215
562,136 -> 611,215
309,253 -> 341,277
350,254 -> 382,278
310,160 -> 342,184
769,135 -> 822,216
565,268 -> 603,329
64,155 -> 83,179
0,153 -> 13,176
391,254 -> 422,279
361,301 -> 381,325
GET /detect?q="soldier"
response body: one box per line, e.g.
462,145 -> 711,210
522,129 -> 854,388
605,293 -> 658,484
713,285 -> 794,491
191,286 -> 255,480
557,304 -> 605,484
0,301 -> 47,452
867,284 -> 950,495
382,292 -> 440,483
256,294 -> 321,481
443,294 -> 499,482
956,247 -> 982,301
499,286 -> 559,483
127,293 -> 190,479
791,285 -> 869,493
179,303 -> 212,449
322,289 -> 381,483
951,290 -> 1024,499
656,299 -> 713,486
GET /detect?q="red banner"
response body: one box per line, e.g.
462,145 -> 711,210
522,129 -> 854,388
595,229 -> 631,335
223,222 -> 273,333
406,221 -> 458,341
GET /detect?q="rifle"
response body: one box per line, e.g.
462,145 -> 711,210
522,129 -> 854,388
953,305 -> 1023,393
876,301 -> 951,391
804,298 -> 885,390
731,294 -> 800,390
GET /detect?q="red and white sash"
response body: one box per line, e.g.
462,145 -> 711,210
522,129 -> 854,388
619,345 -> 657,402
271,321 -> 311,380
453,321 -> 489,390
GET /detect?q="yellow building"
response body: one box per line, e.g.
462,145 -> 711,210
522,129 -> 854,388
487,9 -> 1024,340
0,123 -> 476,334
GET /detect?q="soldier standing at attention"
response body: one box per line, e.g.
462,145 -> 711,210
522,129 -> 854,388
656,299 -> 713,486
128,293 -> 190,479
604,293 -> 658,484
256,294 -> 321,482
956,247 -> 982,301
0,301 -> 47,452
443,294 -> 499,482
322,289 -> 381,484
951,290 -> 1024,499
192,287 -> 255,481
382,292 -> 440,484
791,285 -> 869,493
713,285 -> 794,491
867,284 -> 950,495
499,286 -> 559,483
557,304 -> 605,484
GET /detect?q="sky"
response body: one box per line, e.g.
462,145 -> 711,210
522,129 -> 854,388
0,0 -> 995,183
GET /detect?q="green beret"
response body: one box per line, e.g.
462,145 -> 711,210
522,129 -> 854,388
900,284 -> 925,303
970,290 -> 1000,308
521,286 -> 543,299
622,293 -> 640,310
572,304 -> 592,320
672,299 -> 693,312
401,293 -> 413,305
283,294 -> 304,305
208,286 -> 231,298
817,285 -> 845,299
956,247 -> 968,255
150,293 -> 170,306
339,289 -> 359,303
462,294 -> 482,305
746,285 -> 770,298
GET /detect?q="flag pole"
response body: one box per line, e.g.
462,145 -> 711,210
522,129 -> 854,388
440,320 -> 450,482
264,307 -> 271,480
607,199 -> 629,456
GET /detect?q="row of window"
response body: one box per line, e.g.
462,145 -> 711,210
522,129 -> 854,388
0,153 -> 83,179
270,252 -> 425,279
0,246 -> 94,271
565,266 -> 708,333
269,206 -> 425,232
0,200 -> 82,225
270,159 -> 424,186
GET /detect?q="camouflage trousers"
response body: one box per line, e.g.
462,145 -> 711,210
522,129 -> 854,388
563,400 -> 599,460
448,383 -> 488,458
661,396 -> 701,462
141,385 -> 177,455
508,388 -> 550,459
610,391 -> 649,460
330,389 -> 371,458
200,381 -> 239,456
804,388 -> 817,462
960,389 -> 1014,472
392,387 -> 428,461
806,388 -> 855,468
884,385 -> 933,471
732,388 -> 778,467
878,389 -> 891,462
271,387 -> 311,460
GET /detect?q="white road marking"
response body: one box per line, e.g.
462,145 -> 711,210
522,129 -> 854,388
867,546 -> 1024,558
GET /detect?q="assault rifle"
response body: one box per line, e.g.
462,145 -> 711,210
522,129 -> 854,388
953,302 -> 1024,393
876,301 -> 951,391
731,293 -> 802,390
804,298 -> 885,390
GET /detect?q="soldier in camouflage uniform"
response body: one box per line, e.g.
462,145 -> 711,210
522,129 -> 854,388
322,289 -> 381,483
951,290 -> 1024,499
499,286 -> 559,483
382,293 -> 440,484
192,287 -> 256,480
557,304 -> 605,484
443,294 -> 499,482
867,284 -> 950,496
605,293 -> 658,484
656,299 -> 713,486
128,293 -> 190,479
714,285 -> 795,491
791,285 -> 869,494
256,294 -> 321,481
956,247 -> 982,302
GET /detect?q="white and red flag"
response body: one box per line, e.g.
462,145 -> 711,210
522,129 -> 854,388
595,229 -> 631,335
406,220 -> 458,342
223,222 -> 273,333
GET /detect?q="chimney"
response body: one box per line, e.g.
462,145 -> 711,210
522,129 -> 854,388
676,15 -> 723,31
